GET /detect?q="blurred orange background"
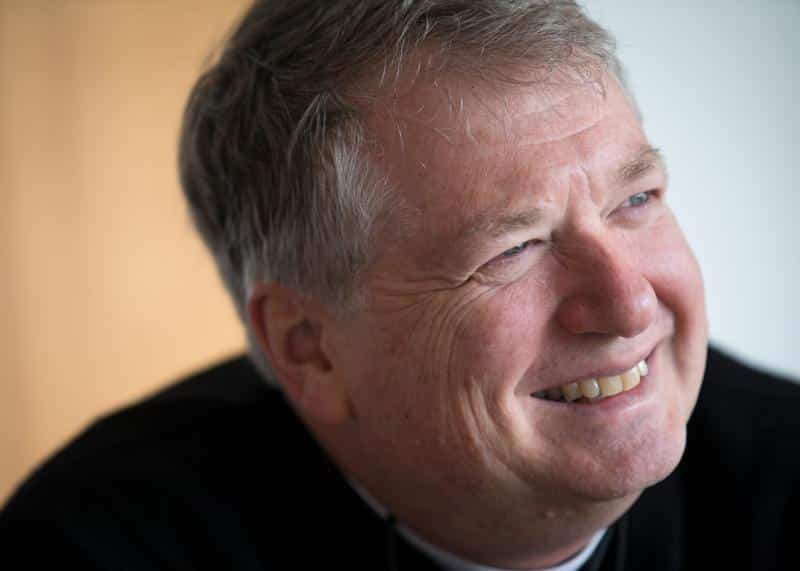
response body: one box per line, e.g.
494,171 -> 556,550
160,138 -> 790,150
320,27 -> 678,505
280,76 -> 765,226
1,0 -> 251,503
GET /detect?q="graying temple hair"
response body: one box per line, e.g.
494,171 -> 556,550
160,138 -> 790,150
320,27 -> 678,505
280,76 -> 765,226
178,0 -> 623,379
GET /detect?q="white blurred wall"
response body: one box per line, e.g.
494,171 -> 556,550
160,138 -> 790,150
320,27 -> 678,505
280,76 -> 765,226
582,0 -> 800,379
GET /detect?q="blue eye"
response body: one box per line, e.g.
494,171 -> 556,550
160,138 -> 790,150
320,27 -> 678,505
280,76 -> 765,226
625,191 -> 651,208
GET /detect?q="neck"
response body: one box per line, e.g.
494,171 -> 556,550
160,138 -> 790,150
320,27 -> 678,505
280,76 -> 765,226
322,439 -> 635,569
354,478 -> 621,570
308,415 -> 638,570
392,492 -> 635,569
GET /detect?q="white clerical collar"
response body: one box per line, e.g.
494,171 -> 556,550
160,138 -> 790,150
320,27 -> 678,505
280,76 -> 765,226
352,482 -> 607,571
399,524 -> 606,571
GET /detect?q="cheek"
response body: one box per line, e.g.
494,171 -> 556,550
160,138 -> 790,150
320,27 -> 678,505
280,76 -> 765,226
639,215 -> 708,409
451,281 -> 551,385
408,285 -> 556,489
639,214 -> 706,326
401,283 -> 554,441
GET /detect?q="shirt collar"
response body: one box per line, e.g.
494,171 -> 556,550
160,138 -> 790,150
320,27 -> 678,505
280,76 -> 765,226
351,481 -> 607,571
398,523 -> 607,571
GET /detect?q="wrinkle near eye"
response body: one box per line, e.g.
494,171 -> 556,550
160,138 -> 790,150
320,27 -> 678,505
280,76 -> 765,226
472,241 -> 547,286
368,269 -> 471,302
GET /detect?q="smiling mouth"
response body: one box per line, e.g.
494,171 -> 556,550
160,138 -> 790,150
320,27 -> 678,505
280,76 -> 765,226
531,360 -> 649,404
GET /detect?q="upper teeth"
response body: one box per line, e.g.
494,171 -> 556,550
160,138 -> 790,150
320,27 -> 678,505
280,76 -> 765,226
533,360 -> 648,403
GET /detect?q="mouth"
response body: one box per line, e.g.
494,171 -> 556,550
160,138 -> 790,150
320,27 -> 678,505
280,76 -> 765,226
531,357 -> 650,405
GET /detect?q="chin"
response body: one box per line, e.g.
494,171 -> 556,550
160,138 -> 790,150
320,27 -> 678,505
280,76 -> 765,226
566,422 -> 687,503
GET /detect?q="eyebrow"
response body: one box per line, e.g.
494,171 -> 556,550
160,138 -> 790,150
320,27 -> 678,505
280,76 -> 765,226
458,146 -> 666,243
462,209 -> 545,241
616,145 -> 667,186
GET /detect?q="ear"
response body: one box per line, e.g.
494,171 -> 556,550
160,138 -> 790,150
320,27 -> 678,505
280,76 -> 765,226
247,283 -> 352,425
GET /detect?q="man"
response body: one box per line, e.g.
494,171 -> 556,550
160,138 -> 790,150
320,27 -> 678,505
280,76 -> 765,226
2,1 -> 798,569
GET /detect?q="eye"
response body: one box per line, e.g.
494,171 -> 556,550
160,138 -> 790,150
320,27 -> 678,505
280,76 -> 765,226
499,239 -> 541,259
474,238 -> 545,282
623,191 -> 653,208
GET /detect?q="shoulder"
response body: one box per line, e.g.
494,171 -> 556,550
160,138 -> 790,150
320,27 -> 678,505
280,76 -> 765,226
0,356 -> 379,568
3,356 -> 293,500
688,343 -> 800,483
691,345 -> 800,450
689,344 -> 800,473
702,345 -> 800,400
680,345 -> 800,567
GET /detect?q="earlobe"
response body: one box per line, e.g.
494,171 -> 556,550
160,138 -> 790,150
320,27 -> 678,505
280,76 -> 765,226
247,283 -> 352,425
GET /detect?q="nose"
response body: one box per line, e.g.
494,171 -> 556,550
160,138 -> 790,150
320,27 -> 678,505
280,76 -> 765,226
555,231 -> 657,338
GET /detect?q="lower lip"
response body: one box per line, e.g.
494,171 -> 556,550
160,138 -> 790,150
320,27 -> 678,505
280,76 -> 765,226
530,350 -> 659,417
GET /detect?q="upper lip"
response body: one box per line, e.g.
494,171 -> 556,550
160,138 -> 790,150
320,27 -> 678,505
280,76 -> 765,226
526,344 -> 656,394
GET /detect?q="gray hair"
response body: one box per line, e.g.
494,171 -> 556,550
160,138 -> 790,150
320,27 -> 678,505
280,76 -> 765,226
178,0 -> 624,380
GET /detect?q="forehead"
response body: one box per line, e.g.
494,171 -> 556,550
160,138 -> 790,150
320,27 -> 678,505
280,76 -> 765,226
365,70 -> 648,254
372,68 -> 623,148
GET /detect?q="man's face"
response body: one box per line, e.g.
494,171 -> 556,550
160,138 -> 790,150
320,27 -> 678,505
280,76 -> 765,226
326,71 -> 707,528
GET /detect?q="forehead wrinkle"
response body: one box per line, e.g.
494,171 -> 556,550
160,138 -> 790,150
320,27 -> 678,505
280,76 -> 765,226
467,81 -> 605,151
428,91 -> 606,164
376,78 -> 605,167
